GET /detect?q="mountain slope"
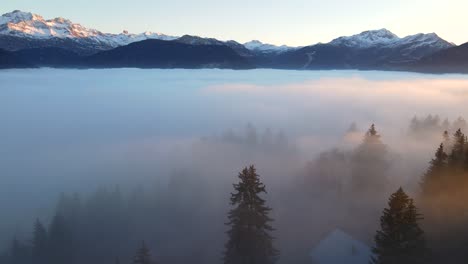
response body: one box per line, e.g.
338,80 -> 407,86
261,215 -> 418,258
13,47 -> 81,67
329,29 -> 399,48
0,10 -> 296,58
409,42 -> 468,73
0,10 -> 462,72
0,10 -> 177,55
273,29 -> 455,69
244,40 -> 294,54
83,39 -> 254,69
0,48 -> 31,68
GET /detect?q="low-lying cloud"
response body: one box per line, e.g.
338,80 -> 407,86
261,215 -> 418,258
1,69 -> 468,263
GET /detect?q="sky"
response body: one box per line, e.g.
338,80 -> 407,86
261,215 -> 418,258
1,0 -> 467,46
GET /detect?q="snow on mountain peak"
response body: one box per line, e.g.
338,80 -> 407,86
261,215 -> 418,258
244,40 -> 293,53
175,35 -> 225,46
0,10 -> 105,39
398,32 -> 454,50
245,40 -> 263,45
0,10 -> 455,56
362,28 -> 398,39
330,28 -> 400,48
0,10 -> 37,23
0,10 -> 177,47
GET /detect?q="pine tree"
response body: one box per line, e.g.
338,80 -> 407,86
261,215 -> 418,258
224,165 -> 278,264
32,219 -> 48,264
443,130 -> 449,143
133,241 -> 153,264
351,124 -> 389,192
367,123 -> 379,138
448,129 -> 465,169
421,143 -> 448,196
371,188 -> 427,264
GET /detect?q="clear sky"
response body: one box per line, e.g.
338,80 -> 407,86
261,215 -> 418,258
1,0 -> 466,46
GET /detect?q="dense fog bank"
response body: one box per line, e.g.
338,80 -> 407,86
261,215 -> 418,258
2,69 -> 468,263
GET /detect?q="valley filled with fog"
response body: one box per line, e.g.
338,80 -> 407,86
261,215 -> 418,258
2,69 -> 468,264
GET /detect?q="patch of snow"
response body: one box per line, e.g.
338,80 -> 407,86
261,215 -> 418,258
0,10 -> 455,55
330,28 -> 399,48
175,35 -> 225,46
329,28 -> 454,51
244,40 -> 293,53
398,33 -> 453,49
0,10 -> 177,47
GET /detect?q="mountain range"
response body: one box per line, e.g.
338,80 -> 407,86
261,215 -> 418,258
0,10 -> 466,72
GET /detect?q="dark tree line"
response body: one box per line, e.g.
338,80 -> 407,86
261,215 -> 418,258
372,126 -> 468,264
1,166 -> 278,264
420,128 -> 468,263
0,188 -> 162,264
2,215 -> 74,264
2,215 -> 158,264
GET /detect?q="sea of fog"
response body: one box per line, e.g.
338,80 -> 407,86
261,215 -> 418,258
2,68 -> 468,252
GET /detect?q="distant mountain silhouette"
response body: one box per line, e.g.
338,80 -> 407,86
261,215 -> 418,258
0,48 -> 31,68
271,30 -> 455,70
409,42 -> 468,73
1,9 -> 467,73
13,47 -> 81,67
83,39 -> 253,69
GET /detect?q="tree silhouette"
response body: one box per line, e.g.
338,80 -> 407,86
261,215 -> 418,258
32,219 -> 48,264
224,165 -> 279,264
371,188 -> 427,264
421,143 -> 448,196
351,124 -> 389,193
448,129 -> 466,170
132,241 -> 153,264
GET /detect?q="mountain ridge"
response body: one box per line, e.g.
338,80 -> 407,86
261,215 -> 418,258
0,10 -> 466,72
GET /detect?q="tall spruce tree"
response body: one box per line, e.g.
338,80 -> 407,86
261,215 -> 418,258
421,143 -> 448,196
371,188 -> 427,264
224,165 -> 278,264
443,130 -> 450,146
32,219 -> 48,264
448,129 -> 466,169
132,241 -> 153,264
351,124 -> 389,193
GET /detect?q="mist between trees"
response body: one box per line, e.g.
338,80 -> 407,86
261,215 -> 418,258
2,115 -> 468,264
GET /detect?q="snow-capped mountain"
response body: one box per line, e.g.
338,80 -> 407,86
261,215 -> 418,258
244,40 -> 294,53
0,10 -> 291,56
329,28 -> 453,51
274,28 -> 456,70
0,10 -> 177,53
0,10 -> 461,72
174,35 -> 225,46
174,37 -> 294,54
329,29 -> 399,48
106,31 -> 177,47
398,33 -> 453,50
173,36 -> 254,57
